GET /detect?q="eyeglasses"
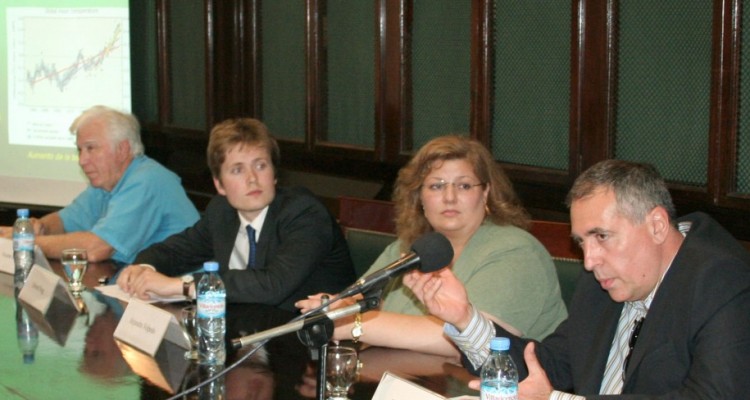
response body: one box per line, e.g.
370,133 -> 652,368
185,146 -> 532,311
422,180 -> 485,194
623,317 -> 645,380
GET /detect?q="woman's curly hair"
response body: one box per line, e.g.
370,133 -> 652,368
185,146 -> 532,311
392,135 -> 529,251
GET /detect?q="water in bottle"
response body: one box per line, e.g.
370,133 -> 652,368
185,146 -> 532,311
480,337 -> 519,400
197,261 -> 226,365
13,209 -> 35,289
16,300 -> 39,364
197,364 -> 226,400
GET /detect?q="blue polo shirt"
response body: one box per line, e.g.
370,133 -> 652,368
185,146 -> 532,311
59,155 -> 199,264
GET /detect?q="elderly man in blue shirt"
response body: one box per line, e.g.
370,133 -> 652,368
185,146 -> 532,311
2,105 -> 199,264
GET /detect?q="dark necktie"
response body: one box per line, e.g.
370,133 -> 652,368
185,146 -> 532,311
246,225 -> 257,269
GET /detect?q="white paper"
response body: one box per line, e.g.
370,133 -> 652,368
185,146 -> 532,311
95,284 -> 188,304
372,371 -> 447,400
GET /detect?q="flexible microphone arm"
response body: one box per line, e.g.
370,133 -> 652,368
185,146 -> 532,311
231,296 -> 380,350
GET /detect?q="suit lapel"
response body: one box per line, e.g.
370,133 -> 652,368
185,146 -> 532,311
622,260 -> 681,389
581,302 -> 623,393
215,201 -> 240,270
253,189 -> 282,269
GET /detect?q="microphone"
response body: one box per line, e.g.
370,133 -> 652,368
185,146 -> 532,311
230,233 -> 451,350
338,231 -> 453,298
232,298 -> 377,349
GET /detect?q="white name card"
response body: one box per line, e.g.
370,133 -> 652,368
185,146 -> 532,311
0,237 -> 11,274
372,371 -> 447,400
0,237 -> 51,274
114,299 -> 192,394
18,265 -> 78,313
114,298 -> 190,357
17,266 -> 81,346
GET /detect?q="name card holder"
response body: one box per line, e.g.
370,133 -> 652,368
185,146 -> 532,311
0,272 -> 13,297
0,237 -> 15,274
0,237 -> 51,275
17,265 -> 81,346
114,299 -> 191,393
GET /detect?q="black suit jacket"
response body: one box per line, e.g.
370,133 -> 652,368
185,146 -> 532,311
135,186 -> 355,312
482,212 -> 750,399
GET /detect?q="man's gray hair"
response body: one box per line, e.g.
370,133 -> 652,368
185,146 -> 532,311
69,105 -> 144,156
566,159 -> 676,223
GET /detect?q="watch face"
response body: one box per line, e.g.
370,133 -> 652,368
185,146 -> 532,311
182,275 -> 194,283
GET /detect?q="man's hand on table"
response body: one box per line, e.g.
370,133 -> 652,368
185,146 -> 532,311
117,264 -> 182,300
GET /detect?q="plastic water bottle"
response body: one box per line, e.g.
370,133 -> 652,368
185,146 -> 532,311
13,209 -> 35,289
16,301 -> 39,364
480,337 -> 519,400
197,261 -> 226,365
197,364 -> 225,400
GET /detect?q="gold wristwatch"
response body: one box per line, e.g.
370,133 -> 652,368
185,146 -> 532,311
351,313 -> 363,342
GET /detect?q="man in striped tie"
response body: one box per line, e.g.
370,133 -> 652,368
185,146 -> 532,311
405,159 -> 750,399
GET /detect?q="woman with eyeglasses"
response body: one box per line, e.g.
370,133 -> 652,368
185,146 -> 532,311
296,135 -> 567,357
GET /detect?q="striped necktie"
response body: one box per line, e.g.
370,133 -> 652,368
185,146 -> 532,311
246,225 -> 257,269
599,313 -> 633,394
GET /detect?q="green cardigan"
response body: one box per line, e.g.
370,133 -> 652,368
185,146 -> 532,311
363,222 -> 568,340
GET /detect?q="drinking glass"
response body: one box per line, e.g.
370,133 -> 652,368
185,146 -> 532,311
180,305 -> 198,359
325,345 -> 358,400
61,248 -> 88,297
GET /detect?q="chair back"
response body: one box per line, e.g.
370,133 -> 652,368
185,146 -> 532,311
530,220 -> 583,307
338,196 -> 396,234
338,197 -> 397,277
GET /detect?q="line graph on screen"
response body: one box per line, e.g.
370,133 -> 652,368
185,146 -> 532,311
26,23 -> 123,94
11,15 -> 129,109
6,7 -> 131,147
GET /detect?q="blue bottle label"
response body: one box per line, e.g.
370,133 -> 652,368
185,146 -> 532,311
480,381 -> 518,400
13,233 -> 34,251
197,291 -> 226,318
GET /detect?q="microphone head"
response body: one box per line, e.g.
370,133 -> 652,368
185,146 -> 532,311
410,232 -> 453,273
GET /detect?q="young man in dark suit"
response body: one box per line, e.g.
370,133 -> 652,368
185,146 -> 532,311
117,118 -> 355,312
405,159 -> 750,399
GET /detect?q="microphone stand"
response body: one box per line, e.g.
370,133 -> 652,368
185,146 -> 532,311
297,296 -> 335,400
229,295 -> 381,400
296,295 -> 381,400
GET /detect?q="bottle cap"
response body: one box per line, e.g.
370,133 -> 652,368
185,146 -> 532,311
23,353 -> 35,364
17,209 -> 29,218
203,261 -> 219,272
490,337 -> 511,351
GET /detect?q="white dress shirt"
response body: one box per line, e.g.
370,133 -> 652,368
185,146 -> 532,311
228,207 -> 268,270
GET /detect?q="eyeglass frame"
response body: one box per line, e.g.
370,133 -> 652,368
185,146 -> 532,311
421,180 -> 486,194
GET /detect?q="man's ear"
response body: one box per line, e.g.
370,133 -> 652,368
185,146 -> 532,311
213,177 -> 226,195
117,140 -> 131,160
648,206 -> 670,244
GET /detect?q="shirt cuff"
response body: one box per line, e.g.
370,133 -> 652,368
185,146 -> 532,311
550,391 -> 585,400
443,304 -> 495,370
138,263 -> 157,271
